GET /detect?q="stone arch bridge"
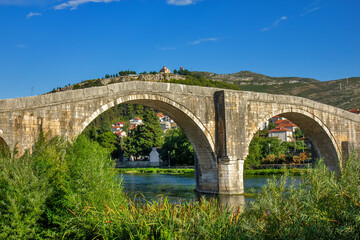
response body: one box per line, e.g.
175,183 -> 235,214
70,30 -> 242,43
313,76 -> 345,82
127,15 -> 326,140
0,81 -> 359,195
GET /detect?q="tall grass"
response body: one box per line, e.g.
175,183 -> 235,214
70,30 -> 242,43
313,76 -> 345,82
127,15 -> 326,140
0,135 -> 359,239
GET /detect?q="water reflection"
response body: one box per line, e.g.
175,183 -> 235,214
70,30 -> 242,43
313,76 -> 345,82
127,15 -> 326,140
195,192 -> 246,211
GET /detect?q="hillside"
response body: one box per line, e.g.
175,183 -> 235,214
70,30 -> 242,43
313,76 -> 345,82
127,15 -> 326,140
50,70 -> 359,111
194,71 -> 360,110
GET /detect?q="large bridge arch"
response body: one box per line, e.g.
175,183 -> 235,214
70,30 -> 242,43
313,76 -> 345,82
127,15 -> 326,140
248,108 -> 341,172
76,93 -> 219,194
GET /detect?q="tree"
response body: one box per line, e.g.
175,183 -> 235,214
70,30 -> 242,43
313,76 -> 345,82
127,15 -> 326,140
245,137 -> 263,168
294,128 -> 304,139
173,69 -> 178,74
135,104 -> 144,115
99,121 -> 111,135
160,128 -> 194,165
97,132 -> 117,153
122,108 -> 164,158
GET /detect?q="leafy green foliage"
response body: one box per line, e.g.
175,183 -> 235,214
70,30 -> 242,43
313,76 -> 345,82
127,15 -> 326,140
96,131 -> 118,153
166,74 -> 241,90
246,136 -> 307,168
0,134 -> 124,239
160,128 -> 194,165
122,108 -> 164,158
105,70 -> 137,78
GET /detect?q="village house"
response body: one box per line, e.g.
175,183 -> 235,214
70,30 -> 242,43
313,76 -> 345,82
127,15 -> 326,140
268,126 -> 293,142
270,115 -> 284,124
157,112 -> 175,132
111,122 -> 127,138
275,119 -> 298,132
129,117 -> 143,130
350,109 -> 360,114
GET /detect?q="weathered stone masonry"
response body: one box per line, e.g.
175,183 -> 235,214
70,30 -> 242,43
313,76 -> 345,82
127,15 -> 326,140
0,81 -> 359,195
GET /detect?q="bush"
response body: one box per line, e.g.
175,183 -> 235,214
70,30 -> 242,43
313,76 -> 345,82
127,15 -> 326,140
0,135 -> 124,239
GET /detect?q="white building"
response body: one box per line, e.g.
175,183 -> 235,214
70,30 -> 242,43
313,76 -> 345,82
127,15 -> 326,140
268,126 -> 293,142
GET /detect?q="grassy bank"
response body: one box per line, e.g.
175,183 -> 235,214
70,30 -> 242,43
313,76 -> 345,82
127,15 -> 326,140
117,167 -> 309,176
117,167 -> 194,174
1,136 -> 359,239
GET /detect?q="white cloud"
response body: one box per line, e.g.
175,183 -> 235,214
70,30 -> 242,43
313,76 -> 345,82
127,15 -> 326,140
54,0 -> 120,10
166,0 -> 201,6
261,16 -> 288,32
188,37 -> 219,45
27,12 -> 42,18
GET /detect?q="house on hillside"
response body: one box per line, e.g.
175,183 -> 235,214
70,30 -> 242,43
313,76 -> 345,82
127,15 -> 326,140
275,119 -> 298,133
268,126 -> 293,142
350,109 -> 360,114
111,122 -> 126,137
270,116 -> 284,124
129,117 -> 143,130
114,131 -> 127,138
157,112 -> 175,132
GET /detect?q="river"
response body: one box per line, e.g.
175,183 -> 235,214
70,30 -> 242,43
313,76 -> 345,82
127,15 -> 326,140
121,173 -> 279,206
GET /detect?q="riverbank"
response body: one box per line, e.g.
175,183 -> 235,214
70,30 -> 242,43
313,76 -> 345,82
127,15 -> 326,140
116,167 -> 309,176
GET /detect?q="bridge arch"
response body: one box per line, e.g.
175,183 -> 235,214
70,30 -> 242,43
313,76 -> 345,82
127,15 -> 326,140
75,93 -> 219,194
248,108 -> 340,172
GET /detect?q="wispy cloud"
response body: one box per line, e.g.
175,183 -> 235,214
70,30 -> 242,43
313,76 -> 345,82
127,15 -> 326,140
54,0 -> 120,10
166,0 -> 201,6
17,44 -> 26,48
188,37 -> 220,45
27,12 -> 42,19
300,0 -> 323,16
261,16 -> 287,32
301,6 -> 321,16
157,46 -> 177,51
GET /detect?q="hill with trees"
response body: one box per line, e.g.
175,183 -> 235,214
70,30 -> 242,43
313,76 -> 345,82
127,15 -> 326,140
193,71 -> 360,110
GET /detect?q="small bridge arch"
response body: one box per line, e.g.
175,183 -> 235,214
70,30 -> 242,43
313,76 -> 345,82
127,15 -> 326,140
248,108 -> 340,171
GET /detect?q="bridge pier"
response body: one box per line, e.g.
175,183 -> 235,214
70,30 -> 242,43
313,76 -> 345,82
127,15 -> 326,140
218,157 -> 244,195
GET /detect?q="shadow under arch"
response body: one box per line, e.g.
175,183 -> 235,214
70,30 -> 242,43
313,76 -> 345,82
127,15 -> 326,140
249,109 -> 340,172
0,136 -> 9,156
76,94 -> 219,194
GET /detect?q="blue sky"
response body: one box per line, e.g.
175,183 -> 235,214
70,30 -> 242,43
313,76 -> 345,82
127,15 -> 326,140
0,0 -> 359,98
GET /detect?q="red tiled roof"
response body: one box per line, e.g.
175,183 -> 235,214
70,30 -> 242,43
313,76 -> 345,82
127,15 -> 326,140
269,126 -> 292,133
349,109 -> 360,114
275,119 -> 297,128
157,113 -> 165,118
